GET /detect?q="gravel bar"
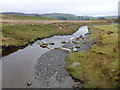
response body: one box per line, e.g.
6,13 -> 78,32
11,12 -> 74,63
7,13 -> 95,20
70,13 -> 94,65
34,36 -> 96,88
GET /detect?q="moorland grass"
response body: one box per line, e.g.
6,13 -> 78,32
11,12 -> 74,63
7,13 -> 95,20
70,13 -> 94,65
2,23 -> 81,47
1,14 -> 110,48
2,21 -> 111,48
65,24 -> 119,88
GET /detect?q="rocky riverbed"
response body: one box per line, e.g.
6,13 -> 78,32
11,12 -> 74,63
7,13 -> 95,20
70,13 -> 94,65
34,34 -> 96,88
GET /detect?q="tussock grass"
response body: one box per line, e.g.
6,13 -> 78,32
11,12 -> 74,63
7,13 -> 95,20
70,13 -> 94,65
2,23 -> 81,47
65,24 -> 119,88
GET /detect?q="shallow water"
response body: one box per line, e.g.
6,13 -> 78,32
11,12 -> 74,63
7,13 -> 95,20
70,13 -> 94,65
1,26 -> 89,88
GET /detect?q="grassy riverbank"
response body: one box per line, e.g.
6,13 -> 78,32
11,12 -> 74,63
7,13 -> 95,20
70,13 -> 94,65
2,22 -> 82,47
1,15 -> 111,57
65,24 -> 119,88
1,15 -> 110,48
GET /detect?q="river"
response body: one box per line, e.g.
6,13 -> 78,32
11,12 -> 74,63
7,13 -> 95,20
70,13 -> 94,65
2,26 -> 89,88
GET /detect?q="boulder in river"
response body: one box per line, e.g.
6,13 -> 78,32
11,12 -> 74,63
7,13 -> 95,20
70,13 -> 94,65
75,37 -> 80,41
75,45 -> 81,48
72,40 -> 78,44
79,35 -> 83,38
48,42 -> 55,45
47,46 -> 54,49
70,37 -> 74,41
73,48 -> 78,52
61,41 -> 67,44
79,35 -> 84,40
39,43 -> 48,48
60,47 -> 72,53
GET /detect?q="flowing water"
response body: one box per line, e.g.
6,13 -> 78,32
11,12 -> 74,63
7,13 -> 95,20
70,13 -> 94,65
1,26 -> 89,88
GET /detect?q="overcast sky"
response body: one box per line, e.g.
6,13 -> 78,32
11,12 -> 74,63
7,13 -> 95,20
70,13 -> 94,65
1,0 -> 119,16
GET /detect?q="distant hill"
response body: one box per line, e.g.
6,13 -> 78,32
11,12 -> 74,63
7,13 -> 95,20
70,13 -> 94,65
1,12 -> 29,15
1,12 -> 118,20
1,12 -> 39,16
97,16 -> 118,19
1,13 -> 56,20
41,13 -> 118,20
41,13 -> 79,20
41,13 -> 97,20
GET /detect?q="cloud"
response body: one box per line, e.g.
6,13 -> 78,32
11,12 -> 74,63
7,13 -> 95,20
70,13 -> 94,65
1,0 -> 119,16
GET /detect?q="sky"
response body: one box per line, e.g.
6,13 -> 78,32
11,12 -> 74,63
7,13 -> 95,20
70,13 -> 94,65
1,0 -> 119,16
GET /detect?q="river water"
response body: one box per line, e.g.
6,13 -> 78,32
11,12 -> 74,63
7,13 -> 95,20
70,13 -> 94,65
1,26 -> 89,88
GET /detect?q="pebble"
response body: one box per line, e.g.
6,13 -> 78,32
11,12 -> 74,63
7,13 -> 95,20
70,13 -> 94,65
72,62 -> 80,66
73,48 -> 78,52
35,77 -> 39,80
40,44 -> 48,48
49,42 -> 55,45
111,69 -> 116,72
75,45 -> 81,48
59,27 -> 62,29
61,41 -> 67,44
27,82 -> 32,87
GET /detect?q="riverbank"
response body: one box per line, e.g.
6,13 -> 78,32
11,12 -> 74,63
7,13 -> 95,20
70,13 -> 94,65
65,24 -> 119,88
1,20 -> 110,56
1,22 -> 83,57
1,15 -> 111,49
2,23 -> 81,48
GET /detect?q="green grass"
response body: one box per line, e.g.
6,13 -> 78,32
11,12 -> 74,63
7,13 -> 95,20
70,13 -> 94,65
1,14 -> 56,20
1,14 -> 110,48
65,24 -> 119,88
2,23 -> 81,47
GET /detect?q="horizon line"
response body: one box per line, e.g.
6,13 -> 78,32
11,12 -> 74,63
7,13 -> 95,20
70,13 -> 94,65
0,11 -> 118,17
